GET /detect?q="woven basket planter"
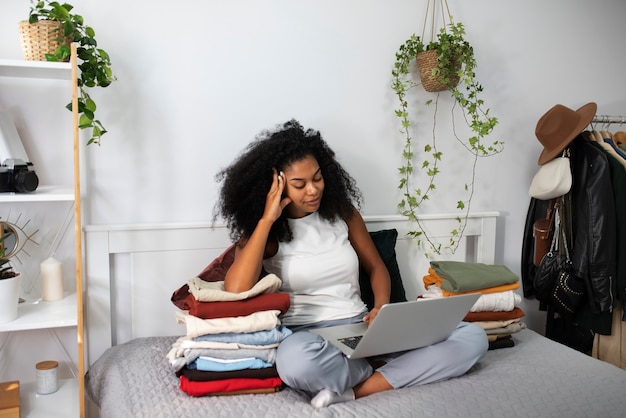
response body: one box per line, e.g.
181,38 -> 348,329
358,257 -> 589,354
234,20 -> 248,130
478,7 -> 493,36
18,20 -> 70,61
416,49 -> 460,92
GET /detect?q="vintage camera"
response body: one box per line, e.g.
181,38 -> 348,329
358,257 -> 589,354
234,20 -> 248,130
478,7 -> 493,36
0,158 -> 39,193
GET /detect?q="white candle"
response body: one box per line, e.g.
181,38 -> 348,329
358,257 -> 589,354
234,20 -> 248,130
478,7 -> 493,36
40,257 -> 64,301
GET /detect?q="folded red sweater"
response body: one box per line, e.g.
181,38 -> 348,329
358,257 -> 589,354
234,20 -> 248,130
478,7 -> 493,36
185,292 -> 291,319
179,375 -> 283,397
463,307 -> 525,322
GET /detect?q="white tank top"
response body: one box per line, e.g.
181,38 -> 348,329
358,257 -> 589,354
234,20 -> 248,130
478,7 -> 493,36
263,212 -> 367,326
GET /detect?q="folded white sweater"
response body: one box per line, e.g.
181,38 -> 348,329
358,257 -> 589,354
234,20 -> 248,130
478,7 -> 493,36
187,273 -> 282,302
421,284 -> 521,312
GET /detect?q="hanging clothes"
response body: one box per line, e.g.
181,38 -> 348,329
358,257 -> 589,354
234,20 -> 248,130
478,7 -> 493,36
522,134 -> 617,336
585,132 -> 626,304
593,303 -> 626,370
586,130 -> 626,169
523,107 -> 626,355
614,131 -> 626,151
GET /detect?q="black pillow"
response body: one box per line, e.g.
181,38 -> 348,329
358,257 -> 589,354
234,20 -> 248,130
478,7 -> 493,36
359,229 -> 407,310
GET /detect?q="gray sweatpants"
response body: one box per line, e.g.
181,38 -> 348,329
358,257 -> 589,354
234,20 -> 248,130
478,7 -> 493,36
276,316 -> 488,395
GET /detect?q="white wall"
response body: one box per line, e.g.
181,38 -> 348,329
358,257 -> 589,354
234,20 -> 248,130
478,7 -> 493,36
2,0 -> 626,358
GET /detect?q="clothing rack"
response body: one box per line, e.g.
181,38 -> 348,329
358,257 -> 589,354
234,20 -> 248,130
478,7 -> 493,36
592,114 -> 625,125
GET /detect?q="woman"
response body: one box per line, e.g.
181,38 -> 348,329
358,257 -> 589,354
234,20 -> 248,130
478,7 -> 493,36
215,120 -> 488,408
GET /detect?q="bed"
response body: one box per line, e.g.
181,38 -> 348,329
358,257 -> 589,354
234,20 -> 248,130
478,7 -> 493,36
82,212 -> 626,418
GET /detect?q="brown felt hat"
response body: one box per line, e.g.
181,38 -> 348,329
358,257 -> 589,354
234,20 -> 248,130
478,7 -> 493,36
535,102 -> 597,165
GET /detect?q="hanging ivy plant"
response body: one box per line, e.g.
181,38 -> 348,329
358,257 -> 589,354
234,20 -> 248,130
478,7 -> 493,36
27,0 -> 116,145
391,21 -> 503,255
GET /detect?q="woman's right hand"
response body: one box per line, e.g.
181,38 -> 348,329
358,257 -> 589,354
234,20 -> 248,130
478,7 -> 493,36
224,170 -> 291,293
262,169 -> 292,222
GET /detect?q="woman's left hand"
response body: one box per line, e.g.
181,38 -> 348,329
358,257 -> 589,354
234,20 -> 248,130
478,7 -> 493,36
363,307 -> 382,328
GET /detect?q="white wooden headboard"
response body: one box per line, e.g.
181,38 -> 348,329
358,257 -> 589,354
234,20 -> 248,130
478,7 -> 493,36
83,212 -> 498,366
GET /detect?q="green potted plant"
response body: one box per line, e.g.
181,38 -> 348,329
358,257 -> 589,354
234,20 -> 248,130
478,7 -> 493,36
0,228 -> 18,279
0,231 -> 21,323
23,1 -> 116,145
0,255 -> 17,280
391,20 -> 503,255
0,256 -> 18,277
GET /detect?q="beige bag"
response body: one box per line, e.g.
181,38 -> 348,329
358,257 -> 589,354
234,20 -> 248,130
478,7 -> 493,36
528,153 -> 571,200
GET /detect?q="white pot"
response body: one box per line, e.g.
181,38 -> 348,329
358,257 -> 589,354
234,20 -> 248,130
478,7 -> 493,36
0,273 -> 21,323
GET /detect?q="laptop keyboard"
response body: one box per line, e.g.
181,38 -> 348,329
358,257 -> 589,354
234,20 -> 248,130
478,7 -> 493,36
339,335 -> 363,349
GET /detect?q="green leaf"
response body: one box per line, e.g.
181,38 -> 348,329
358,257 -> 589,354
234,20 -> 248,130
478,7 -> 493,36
85,97 -> 96,112
62,20 -> 73,37
78,113 -> 92,127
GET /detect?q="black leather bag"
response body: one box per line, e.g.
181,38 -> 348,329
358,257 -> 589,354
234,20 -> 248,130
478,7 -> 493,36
533,204 -> 585,317
534,250 -> 561,303
551,268 -> 586,316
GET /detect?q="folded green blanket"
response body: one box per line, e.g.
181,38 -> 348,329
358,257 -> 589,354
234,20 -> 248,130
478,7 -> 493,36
430,261 -> 519,293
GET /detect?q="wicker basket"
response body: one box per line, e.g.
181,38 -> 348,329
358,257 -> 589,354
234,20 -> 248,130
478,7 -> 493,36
416,49 -> 459,93
18,20 -> 70,61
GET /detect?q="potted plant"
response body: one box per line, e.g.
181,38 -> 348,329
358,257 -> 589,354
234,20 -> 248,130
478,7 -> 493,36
21,1 -> 116,145
391,20 -> 503,255
0,232 -> 21,323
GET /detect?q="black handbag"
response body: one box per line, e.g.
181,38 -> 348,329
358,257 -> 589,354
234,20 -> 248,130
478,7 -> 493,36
533,202 -> 585,316
551,268 -> 586,316
534,251 -> 561,303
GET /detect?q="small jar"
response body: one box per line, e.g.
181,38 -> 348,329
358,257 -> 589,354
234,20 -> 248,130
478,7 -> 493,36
35,360 -> 59,394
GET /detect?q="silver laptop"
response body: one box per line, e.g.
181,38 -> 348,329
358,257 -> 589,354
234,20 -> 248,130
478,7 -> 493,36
310,293 -> 480,359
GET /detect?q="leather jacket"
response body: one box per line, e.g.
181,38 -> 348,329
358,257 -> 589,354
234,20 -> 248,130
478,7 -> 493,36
522,135 -> 617,315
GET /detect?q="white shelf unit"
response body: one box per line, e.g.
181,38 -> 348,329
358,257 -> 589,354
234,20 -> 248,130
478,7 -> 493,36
0,58 -> 71,80
0,186 -> 74,202
20,379 -> 79,418
0,293 -> 77,333
0,50 -> 84,418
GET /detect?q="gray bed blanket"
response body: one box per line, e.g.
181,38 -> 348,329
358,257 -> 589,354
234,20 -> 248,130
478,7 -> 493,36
86,328 -> 626,417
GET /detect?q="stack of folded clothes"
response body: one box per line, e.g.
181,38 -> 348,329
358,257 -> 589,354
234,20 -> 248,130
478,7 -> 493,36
422,261 -> 526,350
167,273 -> 291,396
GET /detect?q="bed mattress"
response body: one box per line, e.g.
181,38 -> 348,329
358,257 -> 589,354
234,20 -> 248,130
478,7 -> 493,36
86,328 -> 626,417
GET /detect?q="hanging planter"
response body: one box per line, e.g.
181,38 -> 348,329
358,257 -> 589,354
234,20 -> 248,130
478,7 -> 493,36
18,19 -> 70,61
416,49 -> 460,92
23,0 -> 117,145
391,0 -> 503,255
413,0 -> 461,93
